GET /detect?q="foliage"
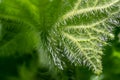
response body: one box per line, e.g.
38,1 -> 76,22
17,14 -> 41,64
0,0 -> 120,79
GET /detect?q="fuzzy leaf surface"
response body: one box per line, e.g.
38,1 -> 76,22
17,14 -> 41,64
0,0 -> 120,75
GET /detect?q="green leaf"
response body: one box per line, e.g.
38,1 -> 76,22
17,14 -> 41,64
0,0 -> 120,75
46,0 -> 120,75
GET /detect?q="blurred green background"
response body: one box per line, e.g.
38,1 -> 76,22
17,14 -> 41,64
0,0 -> 120,80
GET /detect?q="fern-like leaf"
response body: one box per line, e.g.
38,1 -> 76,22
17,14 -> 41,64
47,0 -> 120,75
0,0 -> 120,75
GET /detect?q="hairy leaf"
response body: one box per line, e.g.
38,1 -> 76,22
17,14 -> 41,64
0,0 -> 120,75
46,0 -> 120,75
